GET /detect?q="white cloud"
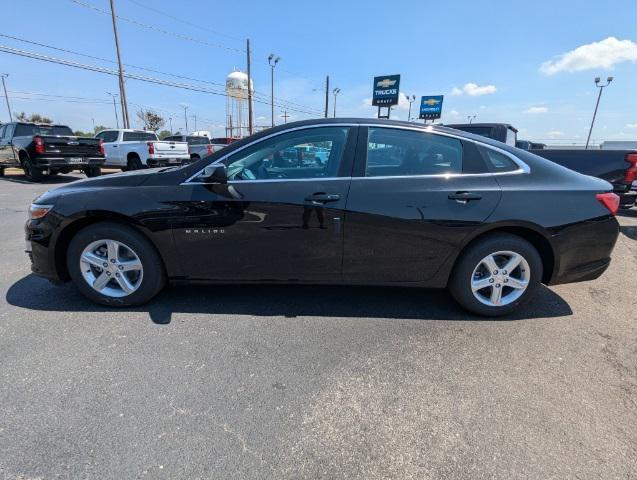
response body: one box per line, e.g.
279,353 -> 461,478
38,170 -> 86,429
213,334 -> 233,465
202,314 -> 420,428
479,105 -> 487,110
540,37 -> 637,75
524,106 -> 549,114
547,130 -> 565,137
451,83 -> 497,96
448,109 -> 460,117
626,123 -> 637,129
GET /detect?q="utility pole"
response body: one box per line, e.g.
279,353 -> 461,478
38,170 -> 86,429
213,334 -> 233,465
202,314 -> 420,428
332,88 -> 341,118
586,76 -> 613,150
324,75 -> 330,118
169,117 -> 173,134
181,105 -> 189,133
192,114 -> 197,132
109,0 -> 130,128
280,111 -> 290,123
246,39 -> 253,135
1,74 -> 12,122
106,92 -> 119,128
407,94 -> 416,121
268,53 -> 280,128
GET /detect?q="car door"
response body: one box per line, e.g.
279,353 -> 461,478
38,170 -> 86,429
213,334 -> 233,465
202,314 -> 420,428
0,124 -> 17,166
171,125 -> 357,281
343,126 -> 502,284
97,130 -> 120,165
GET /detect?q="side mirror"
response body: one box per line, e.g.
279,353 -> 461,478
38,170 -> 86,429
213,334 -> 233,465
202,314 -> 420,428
199,164 -> 228,184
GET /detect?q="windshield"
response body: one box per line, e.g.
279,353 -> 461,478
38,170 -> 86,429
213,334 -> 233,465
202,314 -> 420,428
14,124 -> 74,136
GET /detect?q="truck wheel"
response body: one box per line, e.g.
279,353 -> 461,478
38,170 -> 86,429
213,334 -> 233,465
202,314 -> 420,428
23,158 -> 43,182
127,156 -> 143,171
48,170 -> 59,176
0,167 -> 4,177
66,222 -> 166,307
84,166 -> 102,178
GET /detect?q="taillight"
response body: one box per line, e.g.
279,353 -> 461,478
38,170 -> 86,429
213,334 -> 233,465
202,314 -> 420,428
596,192 -> 620,215
34,136 -> 45,154
98,139 -> 105,156
624,153 -> 637,183
206,144 -> 213,155
147,141 -> 155,155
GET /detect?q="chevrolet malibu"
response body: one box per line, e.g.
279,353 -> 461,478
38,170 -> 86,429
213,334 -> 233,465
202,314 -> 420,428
26,119 -> 620,316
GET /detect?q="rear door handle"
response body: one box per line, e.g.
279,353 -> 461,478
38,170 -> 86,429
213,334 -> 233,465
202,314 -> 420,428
305,193 -> 341,204
448,192 -> 482,202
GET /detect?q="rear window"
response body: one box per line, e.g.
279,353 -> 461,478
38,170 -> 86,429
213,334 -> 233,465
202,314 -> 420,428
163,136 -> 181,142
122,131 -> 157,142
15,124 -> 74,137
187,136 -> 210,145
479,146 -> 519,172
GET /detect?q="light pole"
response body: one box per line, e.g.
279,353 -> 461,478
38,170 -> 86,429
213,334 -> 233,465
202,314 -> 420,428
180,104 -> 189,133
332,88 -> 341,118
192,114 -> 197,132
268,54 -> 280,128
169,117 -> 173,135
586,76 -> 613,150
1,74 -> 12,122
407,94 -> 416,121
106,92 -> 119,128
467,115 -> 476,124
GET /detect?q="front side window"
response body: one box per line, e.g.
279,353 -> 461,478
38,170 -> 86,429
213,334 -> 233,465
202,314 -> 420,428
97,131 -> 118,142
0,125 -> 5,141
122,131 -> 157,142
223,127 -> 350,181
366,128 -> 463,177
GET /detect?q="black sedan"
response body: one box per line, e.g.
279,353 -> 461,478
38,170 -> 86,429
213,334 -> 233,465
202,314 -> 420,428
26,119 -> 620,316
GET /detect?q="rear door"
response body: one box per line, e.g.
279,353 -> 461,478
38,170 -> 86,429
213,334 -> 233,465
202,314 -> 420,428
171,125 -> 356,281
343,126 -> 502,283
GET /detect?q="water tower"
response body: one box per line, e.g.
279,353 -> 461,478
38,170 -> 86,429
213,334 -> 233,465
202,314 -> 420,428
225,70 -> 253,139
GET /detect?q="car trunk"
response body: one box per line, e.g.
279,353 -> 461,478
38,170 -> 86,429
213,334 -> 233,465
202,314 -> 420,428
42,136 -> 102,156
152,141 -> 188,157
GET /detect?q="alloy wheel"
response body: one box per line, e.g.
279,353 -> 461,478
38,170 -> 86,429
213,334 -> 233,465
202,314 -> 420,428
470,250 -> 530,307
80,239 -> 144,298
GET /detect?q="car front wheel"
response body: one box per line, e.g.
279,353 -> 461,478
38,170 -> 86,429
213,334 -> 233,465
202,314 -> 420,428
448,233 -> 543,317
67,222 -> 166,307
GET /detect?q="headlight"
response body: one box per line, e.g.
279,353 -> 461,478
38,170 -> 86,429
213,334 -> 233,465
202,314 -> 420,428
29,204 -> 54,220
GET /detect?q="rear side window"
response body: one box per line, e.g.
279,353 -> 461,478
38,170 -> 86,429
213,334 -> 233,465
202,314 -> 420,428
479,146 -> 519,172
123,131 -> 157,142
366,127 -> 463,177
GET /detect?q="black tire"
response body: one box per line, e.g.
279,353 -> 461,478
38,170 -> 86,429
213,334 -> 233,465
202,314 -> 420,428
84,166 -> 102,178
66,222 -> 166,307
127,155 -> 143,171
48,170 -> 59,176
448,233 -> 543,317
0,167 -> 4,177
22,156 -> 44,182
190,154 -> 200,163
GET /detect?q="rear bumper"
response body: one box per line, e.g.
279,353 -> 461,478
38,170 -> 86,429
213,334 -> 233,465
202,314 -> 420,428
147,157 -> 189,167
618,190 -> 636,209
34,156 -> 105,168
548,215 -> 620,285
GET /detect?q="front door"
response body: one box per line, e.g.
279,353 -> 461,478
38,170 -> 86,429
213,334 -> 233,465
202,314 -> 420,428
343,126 -> 502,283
172,125 -> 356,281
0,124 -> 17,167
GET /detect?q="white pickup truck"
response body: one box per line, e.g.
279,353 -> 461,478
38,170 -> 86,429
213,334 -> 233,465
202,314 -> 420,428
95,129 -> 190,170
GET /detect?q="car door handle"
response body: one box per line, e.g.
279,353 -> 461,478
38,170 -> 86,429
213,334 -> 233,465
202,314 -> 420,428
305,193 -> 340,204
448,192 -> 482,202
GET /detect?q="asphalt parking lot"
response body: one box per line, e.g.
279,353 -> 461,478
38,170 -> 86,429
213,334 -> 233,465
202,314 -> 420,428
1,171 -> 636,480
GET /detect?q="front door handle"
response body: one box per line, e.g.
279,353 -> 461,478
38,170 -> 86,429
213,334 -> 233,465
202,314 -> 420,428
305,193 -> 341,204
448,191 -> 482,203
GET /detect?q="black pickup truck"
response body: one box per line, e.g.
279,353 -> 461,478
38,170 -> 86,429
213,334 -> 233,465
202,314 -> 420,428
447,123 -> 637,209
0,122 -> 104,181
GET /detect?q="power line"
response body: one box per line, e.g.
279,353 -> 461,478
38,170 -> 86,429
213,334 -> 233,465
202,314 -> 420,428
0,44 -> 322,116
0,33 -> 323,115
69,0 -> 245,53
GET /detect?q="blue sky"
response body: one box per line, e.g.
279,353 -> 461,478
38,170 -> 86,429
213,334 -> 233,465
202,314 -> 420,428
1,0 -> 636,144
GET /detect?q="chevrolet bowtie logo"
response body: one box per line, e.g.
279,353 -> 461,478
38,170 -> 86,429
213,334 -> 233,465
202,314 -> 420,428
422,98 -> 440,106
376,78 -> 396,88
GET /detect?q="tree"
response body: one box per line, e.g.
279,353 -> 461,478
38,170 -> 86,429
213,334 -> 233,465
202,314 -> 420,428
136,109 -> 165,132
158,130 -> 172,139
15,112 -> 53,123
93,125 -> 108,134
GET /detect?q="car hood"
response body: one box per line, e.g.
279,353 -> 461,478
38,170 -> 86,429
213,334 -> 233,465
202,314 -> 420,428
34,168 -> 166,204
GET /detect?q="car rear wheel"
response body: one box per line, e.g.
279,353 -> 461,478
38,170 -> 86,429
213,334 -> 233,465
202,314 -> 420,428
84,166 -> 101,177
67,222 -> 166,307
448,233 -> 542,317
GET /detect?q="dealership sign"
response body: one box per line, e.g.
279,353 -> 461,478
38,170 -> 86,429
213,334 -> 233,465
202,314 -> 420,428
372,75 -> 401,106
419,95 -> 444,119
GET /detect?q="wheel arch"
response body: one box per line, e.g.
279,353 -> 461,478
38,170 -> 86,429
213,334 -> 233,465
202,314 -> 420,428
53,212 -> 167,282
450,222 -> 556,285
